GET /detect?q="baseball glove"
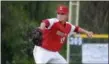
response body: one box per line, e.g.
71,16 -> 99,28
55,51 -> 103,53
31,27 -> 43,46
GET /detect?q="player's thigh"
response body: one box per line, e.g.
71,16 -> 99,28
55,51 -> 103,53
33,46 -> 51,64
48,53 -> 67,64
48,58 -> 67,64
33,51 -> 48,64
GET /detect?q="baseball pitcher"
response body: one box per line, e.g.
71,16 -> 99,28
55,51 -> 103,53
31,5 -> 93,64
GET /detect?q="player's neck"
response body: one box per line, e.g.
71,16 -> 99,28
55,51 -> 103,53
60,21 -> 66,24
59,21 -> 66,27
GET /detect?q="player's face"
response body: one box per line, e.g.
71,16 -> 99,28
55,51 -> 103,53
57,13 -> 68,21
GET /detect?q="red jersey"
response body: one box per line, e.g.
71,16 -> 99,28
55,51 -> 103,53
41,18 -> 79,52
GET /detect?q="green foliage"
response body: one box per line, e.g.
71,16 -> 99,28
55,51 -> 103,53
79,1 -> 109,34
1,2 -> 38,64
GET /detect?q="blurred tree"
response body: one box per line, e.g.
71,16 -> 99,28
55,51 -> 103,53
1,1 -> 36,64
79,1 -> 109,34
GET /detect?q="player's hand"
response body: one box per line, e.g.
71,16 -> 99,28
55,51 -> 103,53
86,31 -> 93,38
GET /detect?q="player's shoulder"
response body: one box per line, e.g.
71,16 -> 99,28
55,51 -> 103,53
43,18 -> 59,29
66,22 -> 72,26
66,22 -> 75,28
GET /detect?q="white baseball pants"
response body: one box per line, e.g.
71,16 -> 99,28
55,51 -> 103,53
33,46 -> 67,64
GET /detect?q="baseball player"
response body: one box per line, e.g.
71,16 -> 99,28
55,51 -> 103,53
31,5 -> 93,64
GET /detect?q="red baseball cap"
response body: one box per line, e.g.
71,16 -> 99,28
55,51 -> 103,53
56,5 -> 69,14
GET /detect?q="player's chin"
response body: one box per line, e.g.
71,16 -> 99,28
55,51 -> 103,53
59,19 -> 67,22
